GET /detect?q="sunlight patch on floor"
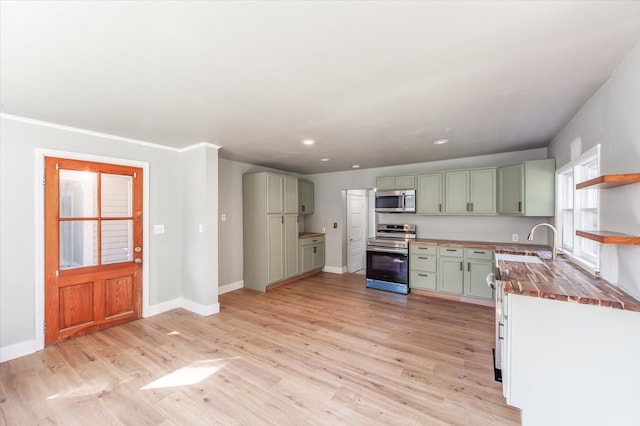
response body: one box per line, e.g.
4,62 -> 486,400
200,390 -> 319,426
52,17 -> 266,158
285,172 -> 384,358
140,358 -> 239,390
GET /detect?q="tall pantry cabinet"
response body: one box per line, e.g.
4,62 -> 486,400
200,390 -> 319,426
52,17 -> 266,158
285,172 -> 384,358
243,172 -> 299,291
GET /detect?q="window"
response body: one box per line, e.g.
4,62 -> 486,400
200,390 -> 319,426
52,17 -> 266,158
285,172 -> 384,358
556,145 -> 600,274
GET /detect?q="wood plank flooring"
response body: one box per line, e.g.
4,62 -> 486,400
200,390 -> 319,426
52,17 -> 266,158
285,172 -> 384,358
0,273 -> 520,425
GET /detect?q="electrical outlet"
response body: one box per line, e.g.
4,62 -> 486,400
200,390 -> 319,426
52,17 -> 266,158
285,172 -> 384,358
321,227 -> 326,233
221,214 -> 226,222
512,233 -> 519,242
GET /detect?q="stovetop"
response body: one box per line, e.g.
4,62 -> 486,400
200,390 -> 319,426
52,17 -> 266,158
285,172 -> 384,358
367,223 -> 416,248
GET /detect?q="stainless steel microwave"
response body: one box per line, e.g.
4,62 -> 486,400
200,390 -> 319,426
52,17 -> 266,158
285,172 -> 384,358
375,190 -> 416,213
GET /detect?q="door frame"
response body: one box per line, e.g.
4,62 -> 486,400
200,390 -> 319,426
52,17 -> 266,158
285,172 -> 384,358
34,148 -> 150,351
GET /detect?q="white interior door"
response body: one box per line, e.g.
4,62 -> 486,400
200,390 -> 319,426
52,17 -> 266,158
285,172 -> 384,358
347,190 -> 366,273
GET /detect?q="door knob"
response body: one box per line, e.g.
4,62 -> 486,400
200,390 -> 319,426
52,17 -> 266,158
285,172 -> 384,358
134,258 -> 142,264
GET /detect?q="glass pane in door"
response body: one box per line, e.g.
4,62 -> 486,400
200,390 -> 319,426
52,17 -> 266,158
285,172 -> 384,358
59,170 -> 98,217
101,174 -> 132,217
101,220 -> 133,264
59,221 -> 98,269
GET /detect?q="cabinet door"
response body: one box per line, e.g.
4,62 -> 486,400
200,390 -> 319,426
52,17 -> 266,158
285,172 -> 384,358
395,175 -> 415,189
498,164 -> 524,214
376,176 -> 395,190
464,260 -> 494,299
312,243 -> 325,270
470,169 -> 496,214
267,215 -> 284,283
284,176 -> 298,214
284,214 -> 299,278
267,174 -> 283,214
416,173 -> 443,214
439,257 -> 464,294
300,245 -> 314,273
298,180 -> 314,215
444,171 -> 469,214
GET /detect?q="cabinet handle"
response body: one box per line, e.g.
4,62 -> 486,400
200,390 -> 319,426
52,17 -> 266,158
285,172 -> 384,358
418,247 -> 427,250
499,322 -> 504,340
470,202 -> 473,211
518,201 -> 522,212
473,251 -> 485,254
466,202 -> 470,211
313,246 -> 316,253
446,249 -> 456,252
418,256 -> 428,260
281,216 -> 284,224
459,261 -> 463,271
418,273 -> 428,277
439,203 -> 442,212
467,262 -> 471,272
302,205 -> 305,212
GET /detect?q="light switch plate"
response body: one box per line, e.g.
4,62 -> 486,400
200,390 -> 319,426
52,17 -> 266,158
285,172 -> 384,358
153,224 -> 165,235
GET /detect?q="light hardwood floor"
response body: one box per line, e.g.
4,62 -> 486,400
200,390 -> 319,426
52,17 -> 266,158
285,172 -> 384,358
0,273 -> 520,425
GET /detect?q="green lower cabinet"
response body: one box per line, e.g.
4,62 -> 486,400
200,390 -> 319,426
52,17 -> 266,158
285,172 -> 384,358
298,237 -> 325,274
464,259 -> 494,299
410,270 -> 437,290
439,257 -> 465,294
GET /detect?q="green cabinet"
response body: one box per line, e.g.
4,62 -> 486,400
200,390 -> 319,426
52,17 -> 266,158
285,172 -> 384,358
243,172 -> 299,291
299,235 -> 325,274
376,175 -> 416,190
444,169 -> 496,215
298,180 -> 314,215
498,159 -> 555,216
409,243 -> 438,290
416,173 -> 443,214
436,246 -> 494,300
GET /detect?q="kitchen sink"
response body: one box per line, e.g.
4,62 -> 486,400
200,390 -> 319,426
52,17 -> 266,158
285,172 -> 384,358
495,253 -> 544,264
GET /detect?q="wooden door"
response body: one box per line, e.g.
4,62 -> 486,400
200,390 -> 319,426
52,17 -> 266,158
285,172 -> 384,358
347,191 -> 365,273
44,157 -> 143,346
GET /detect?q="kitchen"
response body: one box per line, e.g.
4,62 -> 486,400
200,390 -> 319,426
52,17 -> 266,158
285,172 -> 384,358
2,2 -> 640,425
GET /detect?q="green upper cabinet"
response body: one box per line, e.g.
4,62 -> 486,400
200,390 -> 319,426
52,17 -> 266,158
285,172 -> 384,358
376,175 -> 415,190
469,168 -> 497,214
416,172 -> 443,214
298,180 -> 314,215
444,168 -> 496,215
498,159 -> 555,216
284,175 -> 298,214
266,173 -> 284,214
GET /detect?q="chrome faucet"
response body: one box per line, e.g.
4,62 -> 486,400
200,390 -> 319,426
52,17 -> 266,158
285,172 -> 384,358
527,223 -> 559,260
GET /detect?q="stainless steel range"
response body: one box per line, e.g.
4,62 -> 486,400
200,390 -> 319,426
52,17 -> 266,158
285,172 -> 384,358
365,224 -> 416,295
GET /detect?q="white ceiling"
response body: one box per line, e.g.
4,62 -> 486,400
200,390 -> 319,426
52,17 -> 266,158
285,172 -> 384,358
2,1 -> 640,174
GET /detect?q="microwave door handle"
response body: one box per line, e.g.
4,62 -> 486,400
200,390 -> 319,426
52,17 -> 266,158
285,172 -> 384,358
400,194 -> 405,210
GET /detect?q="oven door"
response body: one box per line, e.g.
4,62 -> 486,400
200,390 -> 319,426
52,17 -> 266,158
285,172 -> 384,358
366,247 -> 409,285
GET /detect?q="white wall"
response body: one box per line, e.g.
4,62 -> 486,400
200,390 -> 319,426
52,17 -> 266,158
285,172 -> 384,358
305,148 -> 551,271
548,40 -> 640,299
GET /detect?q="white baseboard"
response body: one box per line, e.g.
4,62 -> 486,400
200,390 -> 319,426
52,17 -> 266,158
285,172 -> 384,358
146,298 -> 182,317
323,265 -> 347,274
0,339 -> 36,363
180,298 -> 220,316
218,280 -> 244,295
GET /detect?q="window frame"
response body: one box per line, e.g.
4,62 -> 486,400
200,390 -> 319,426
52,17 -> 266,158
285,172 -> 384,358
555,144 -> 601,276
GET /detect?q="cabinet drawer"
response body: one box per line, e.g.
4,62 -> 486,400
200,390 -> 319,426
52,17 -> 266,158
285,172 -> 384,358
300,236 -> 325,247
410,244 -> 437,256
465,248 -> 493,261
439,247 -> 464,257
410,271 -> 437,290
411,254 -> 437,272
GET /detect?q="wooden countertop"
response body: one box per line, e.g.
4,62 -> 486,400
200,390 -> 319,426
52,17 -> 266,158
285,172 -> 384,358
298,232 -> 325,239
411,238 -> 640,312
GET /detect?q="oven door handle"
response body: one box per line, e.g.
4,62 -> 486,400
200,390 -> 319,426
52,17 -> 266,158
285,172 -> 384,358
367,246 -> 408,255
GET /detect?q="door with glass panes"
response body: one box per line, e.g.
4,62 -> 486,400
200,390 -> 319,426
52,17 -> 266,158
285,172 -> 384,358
44,157 -> 143,345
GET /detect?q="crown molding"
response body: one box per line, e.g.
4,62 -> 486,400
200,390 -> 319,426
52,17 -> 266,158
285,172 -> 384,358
0,113 -> 221,152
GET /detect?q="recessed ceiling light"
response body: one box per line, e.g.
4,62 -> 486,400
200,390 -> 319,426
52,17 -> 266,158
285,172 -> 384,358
433,139 -> 450,145
352,164 -> 360,169
302,139 -> 315,145
320,158 -> 330,162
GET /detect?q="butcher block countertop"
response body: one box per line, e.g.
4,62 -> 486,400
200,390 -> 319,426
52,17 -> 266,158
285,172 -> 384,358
298,232 -> 325,239
411,238 -> 640,312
